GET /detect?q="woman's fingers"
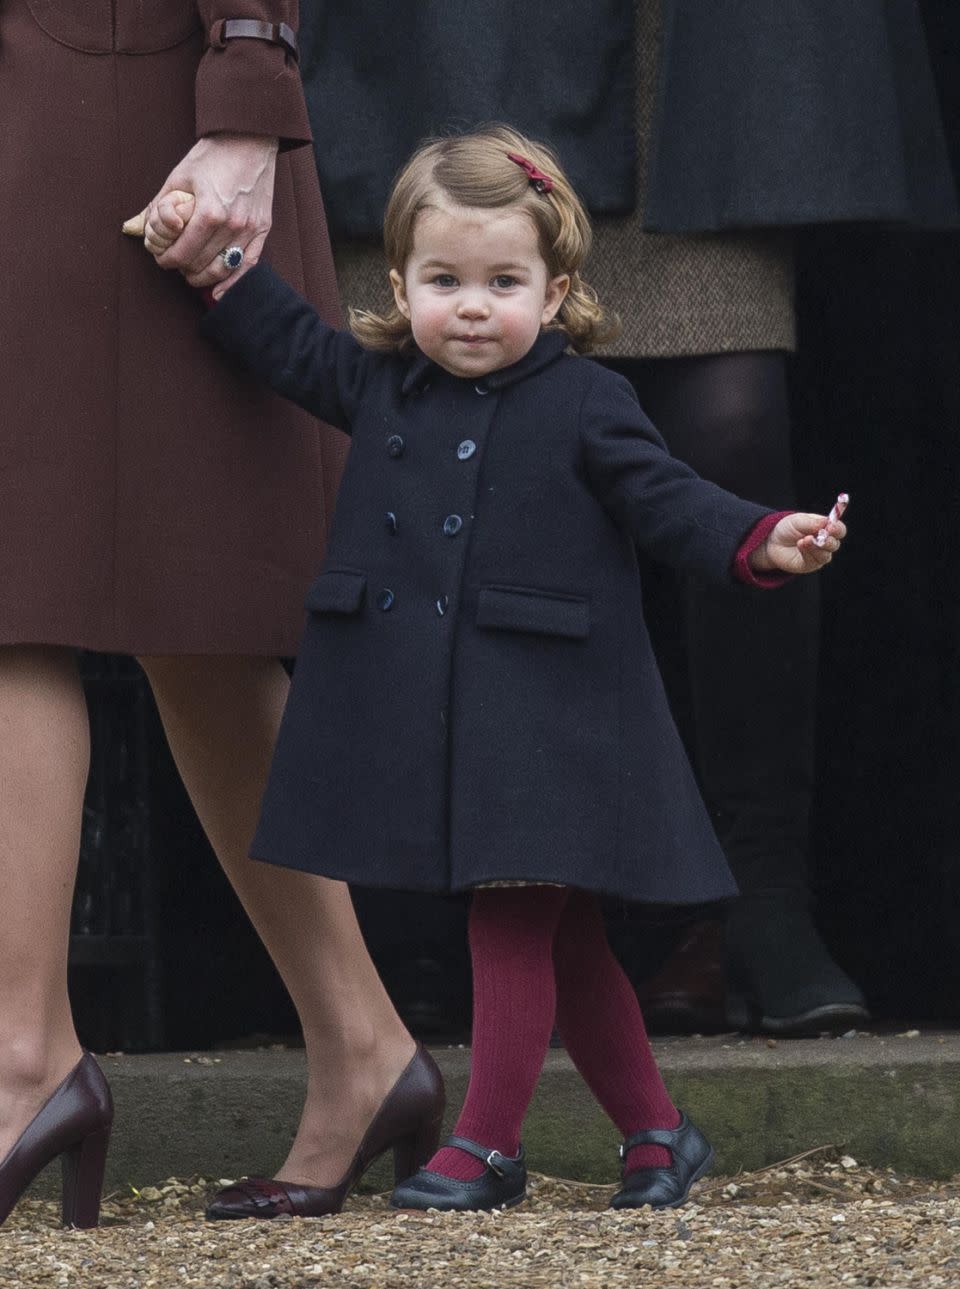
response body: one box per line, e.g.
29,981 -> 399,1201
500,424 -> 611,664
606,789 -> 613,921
182,228 -> 268,291
210,229 -> 268,297
155,204 -> 230,275
182,244 -> 245,290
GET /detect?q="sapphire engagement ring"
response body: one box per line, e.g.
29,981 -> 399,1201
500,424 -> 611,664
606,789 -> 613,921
220,246 -> 245,271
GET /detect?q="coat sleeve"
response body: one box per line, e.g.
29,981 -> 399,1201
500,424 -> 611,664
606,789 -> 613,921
200,263 -> 371,431
580,366 -> 773,585
193,1 -> 313,147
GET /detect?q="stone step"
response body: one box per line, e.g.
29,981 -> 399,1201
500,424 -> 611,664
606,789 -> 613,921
30,1032 -> 960,1198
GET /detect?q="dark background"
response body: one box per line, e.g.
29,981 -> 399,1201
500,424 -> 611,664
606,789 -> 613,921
68,3 -> 960,1051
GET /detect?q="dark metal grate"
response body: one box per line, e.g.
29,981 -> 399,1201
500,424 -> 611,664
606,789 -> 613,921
70,654 -> 164,1050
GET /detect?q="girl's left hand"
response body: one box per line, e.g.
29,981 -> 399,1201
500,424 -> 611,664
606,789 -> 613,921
750,513 -> 847,575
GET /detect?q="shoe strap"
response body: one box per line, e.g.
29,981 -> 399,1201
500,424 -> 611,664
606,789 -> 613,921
445,1134 -> 521,1178
619,1113 -> 689,1161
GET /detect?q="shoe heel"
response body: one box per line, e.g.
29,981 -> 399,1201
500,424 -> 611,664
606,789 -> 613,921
392,1113 -> 443,1185
60,1125 -> 111,1228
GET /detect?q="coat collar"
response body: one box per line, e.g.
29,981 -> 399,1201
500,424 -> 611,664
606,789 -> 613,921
401,329 -> 569,396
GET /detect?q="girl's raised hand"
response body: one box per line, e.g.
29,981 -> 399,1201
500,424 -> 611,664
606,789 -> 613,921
750,512 -> 848,576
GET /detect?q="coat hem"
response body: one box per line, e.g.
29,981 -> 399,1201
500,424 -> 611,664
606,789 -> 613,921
0,632 -> 299,658
250,848 -> 738,909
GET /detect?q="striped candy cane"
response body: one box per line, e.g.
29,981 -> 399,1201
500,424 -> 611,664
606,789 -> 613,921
815,493 -> 849,547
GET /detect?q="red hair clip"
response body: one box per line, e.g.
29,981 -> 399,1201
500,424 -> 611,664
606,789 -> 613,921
506,152 -> 555,194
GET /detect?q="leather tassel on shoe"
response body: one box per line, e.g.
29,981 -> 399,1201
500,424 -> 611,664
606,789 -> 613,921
206,1044 -> 444,1220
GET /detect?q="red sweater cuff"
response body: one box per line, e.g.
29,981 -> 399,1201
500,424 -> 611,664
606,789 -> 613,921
733,511 -> 794,588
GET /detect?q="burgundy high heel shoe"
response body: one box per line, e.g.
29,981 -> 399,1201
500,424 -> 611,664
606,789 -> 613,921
206,1043 -> 445,1220
0,1052 -> 114,1229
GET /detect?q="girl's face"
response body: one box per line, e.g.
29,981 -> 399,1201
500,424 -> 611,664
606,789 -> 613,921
389,200 -> 570,379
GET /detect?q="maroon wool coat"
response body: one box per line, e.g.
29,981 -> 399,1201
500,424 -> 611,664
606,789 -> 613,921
0,0 -> 347,653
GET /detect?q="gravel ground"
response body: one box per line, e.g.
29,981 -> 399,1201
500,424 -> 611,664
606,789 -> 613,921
2,1150 -> 958,1288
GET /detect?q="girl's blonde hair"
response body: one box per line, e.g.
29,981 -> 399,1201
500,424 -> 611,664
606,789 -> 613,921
350,123 -> 619,354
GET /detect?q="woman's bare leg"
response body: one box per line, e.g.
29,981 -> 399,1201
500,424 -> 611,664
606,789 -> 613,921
138,654 -> 415,1187
0,646 -> 86,1162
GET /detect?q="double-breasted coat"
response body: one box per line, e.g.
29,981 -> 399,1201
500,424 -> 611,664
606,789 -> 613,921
202,265 -> 779,904
0,0 -> 346,653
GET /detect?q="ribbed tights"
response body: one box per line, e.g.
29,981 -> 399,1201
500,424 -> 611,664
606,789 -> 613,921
426,886 -> 679,1181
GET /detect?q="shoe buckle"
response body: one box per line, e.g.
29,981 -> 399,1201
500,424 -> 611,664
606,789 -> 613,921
485,1150 -> 507,1177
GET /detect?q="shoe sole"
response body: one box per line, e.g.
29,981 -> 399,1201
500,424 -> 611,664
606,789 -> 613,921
386,1191 -> 523,1211
762,1004 -> 870,1037
727,996 -> 870,1037
391,1190 -> 527,1214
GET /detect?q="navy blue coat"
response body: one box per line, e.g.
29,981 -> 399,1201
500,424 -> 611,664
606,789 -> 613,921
202,264 -> 773,903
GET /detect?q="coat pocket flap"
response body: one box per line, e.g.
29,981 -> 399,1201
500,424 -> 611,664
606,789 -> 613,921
476,586 -> 590,639
304,570 -> 367,615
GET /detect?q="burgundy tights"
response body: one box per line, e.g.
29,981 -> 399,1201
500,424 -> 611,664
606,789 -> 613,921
427,886 -> 679,1181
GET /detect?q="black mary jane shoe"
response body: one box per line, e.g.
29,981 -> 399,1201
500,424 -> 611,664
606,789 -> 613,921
390,1134 -> 527,1212
609,1113 -> 714,1210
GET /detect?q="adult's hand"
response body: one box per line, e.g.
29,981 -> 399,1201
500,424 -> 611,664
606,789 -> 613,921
144,132 -> 278,293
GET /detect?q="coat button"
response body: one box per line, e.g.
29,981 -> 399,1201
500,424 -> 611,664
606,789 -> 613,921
386,434 -> 405,458
442,514 -> 463,536
474,382 -> 489,396
376,588 -> 395,611
436,594 -> 449,616
457,439 -> 477,460
385,511 -> 399,535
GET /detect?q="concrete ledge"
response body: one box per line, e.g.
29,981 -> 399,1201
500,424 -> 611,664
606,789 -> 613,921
30,1032 -> 960,1197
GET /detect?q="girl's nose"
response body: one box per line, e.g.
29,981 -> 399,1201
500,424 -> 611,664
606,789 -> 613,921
457,292 -> 489,319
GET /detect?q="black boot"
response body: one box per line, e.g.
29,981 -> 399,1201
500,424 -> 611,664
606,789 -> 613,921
723,878 -> 869,1034
687,578 -> 868,1034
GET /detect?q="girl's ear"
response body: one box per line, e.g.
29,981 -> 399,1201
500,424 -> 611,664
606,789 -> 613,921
389,269 -> 411,318
542,274 -> 570,325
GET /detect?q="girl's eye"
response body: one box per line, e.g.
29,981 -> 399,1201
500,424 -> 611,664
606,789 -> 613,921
432,274 -> 457,288
492,275 -> 518,289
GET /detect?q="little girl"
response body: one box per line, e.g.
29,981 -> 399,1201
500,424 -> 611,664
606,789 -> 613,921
146,124 -> 845,1213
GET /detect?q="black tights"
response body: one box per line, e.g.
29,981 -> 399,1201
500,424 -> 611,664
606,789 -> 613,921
606,352 -> 819,898
623,352 -> 797,505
